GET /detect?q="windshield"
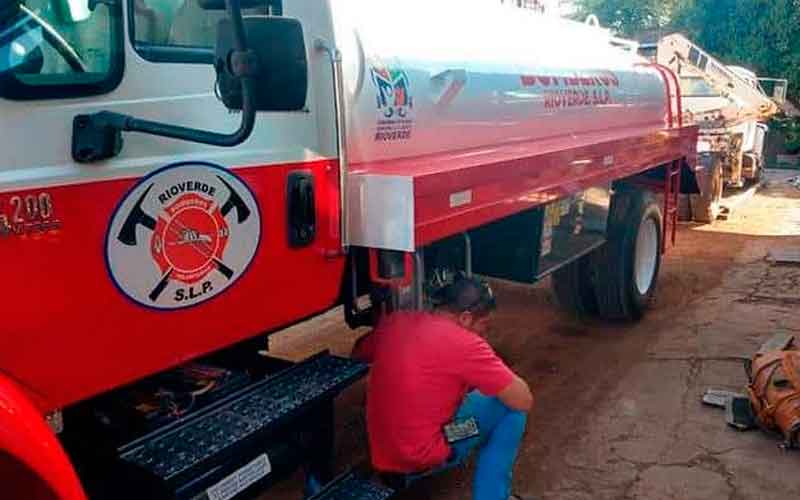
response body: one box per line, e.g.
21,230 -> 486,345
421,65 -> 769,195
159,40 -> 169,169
0,0 -> 123,99
680,77 -> 720,98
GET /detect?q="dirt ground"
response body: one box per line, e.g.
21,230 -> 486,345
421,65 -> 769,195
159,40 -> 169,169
265,170 -> 800,500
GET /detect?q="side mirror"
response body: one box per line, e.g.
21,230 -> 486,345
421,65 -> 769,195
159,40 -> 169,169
215,16 -> 308,112
55,0 -> 91,22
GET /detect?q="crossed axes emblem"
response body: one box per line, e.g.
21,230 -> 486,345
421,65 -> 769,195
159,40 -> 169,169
117,176 -> 252,302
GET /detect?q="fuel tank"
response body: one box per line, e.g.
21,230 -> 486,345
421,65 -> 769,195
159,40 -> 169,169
330,0 -> 669,165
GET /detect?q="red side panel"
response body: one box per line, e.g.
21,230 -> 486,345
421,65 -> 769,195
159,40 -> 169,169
351,126 -> 698,247
0,160 -> 345,412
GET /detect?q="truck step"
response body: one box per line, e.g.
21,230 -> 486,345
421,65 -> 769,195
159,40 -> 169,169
117,353 -> 367,492
309,472 -> 394,500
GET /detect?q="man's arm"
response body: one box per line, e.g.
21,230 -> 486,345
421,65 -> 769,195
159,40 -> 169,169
496,374 -> 534,412
458,334 -> 534,412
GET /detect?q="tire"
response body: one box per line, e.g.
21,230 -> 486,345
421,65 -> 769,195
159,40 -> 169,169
690,158 -> 723,223
592,189 -> 663,321
552,253 -> 598,318
752,162 -> 764,185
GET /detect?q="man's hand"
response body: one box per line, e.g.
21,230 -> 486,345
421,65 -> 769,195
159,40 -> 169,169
497,375 -> 534,412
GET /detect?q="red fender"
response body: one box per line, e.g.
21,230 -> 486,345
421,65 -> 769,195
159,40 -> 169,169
0,374 -> 86,500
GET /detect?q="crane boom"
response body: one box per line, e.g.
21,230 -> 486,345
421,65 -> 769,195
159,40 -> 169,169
656,34 -> 779,121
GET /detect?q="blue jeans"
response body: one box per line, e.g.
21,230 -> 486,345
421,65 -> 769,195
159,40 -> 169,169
416,391 -> 527,500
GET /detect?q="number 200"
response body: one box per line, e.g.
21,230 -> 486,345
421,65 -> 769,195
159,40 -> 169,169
10,193 -> 55,223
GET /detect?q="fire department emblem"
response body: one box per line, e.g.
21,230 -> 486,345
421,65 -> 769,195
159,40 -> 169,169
370,63 -> 414,142
106,162 -> 261,310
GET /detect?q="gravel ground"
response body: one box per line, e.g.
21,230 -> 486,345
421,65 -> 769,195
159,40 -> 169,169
264,170 -> 800,500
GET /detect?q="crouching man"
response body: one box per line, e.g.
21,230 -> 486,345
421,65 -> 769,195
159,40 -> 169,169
353,278 -> 534,500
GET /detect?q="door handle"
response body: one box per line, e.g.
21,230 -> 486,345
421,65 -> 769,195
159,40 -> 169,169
287,171 -> 316,248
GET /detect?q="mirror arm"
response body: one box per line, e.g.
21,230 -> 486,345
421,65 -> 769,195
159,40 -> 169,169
71,0 -> 257,163
77,92 -> 255,147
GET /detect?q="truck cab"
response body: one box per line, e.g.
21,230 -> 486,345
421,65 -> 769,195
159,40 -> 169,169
0,0 -> 349,411
1,2 -> 370,499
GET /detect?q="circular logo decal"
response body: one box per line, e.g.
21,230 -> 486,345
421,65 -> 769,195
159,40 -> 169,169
106,162 -> 261,310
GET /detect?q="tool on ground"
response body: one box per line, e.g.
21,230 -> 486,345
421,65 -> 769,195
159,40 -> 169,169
747,334 -> 800,449
702,334 -> 800,446
702,389 -> 747,408
725,396 -> 757,431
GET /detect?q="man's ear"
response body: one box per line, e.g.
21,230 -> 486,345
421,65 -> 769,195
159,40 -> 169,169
458,311 -> 473,328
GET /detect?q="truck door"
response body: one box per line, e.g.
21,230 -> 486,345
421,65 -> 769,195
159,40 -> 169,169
0,0 -> 344,411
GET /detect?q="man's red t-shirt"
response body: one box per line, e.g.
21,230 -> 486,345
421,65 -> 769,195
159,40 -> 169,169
353,312 -> 514,473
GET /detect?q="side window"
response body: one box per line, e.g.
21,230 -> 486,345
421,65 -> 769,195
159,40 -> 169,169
0,0 -> 124,99
131,0 -> 281,63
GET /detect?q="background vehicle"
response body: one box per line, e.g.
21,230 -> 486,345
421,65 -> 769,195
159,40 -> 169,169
644,34 -> 787,221
0,1 -> 698,498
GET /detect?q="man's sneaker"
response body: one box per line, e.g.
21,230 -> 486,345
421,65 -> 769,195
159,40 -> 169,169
510,495 -> 538,500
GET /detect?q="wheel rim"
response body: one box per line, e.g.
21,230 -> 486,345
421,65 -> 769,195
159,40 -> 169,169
634,216 -> 659,295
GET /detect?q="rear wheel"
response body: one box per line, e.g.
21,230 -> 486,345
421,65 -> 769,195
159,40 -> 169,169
753,158 -> 765,184
691,158 -> 723,223
593,189 -> 663,321
552,253 -> 598,318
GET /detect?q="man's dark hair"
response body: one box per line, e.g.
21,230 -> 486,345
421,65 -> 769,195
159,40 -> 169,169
438,277 -> 496,316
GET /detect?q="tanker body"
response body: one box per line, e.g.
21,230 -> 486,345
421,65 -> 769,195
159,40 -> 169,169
333,2 -> 668,166
0,1 -> 698,499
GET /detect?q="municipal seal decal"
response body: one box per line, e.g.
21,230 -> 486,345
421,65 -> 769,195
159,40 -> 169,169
370,62 -> 414,142
106,162 -> 261,310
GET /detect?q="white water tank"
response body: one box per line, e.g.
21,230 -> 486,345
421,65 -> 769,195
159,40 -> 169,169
330,0 -> 670,165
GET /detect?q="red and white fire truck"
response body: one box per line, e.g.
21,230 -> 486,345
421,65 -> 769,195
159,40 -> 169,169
0,1 -> 699,498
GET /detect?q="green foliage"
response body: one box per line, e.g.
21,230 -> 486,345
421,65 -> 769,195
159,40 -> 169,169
673,0 -> 800,100
573,0 -> 685,36
573,0 -> 800,100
